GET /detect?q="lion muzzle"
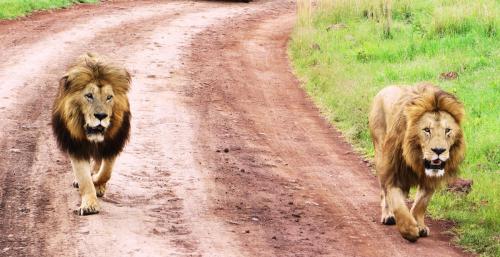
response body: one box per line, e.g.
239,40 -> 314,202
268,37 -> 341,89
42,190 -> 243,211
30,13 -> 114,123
85,124 -> 106,135
424,159 -> 446,177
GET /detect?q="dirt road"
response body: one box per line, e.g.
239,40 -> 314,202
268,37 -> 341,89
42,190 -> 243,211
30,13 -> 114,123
0,1 -> 472,256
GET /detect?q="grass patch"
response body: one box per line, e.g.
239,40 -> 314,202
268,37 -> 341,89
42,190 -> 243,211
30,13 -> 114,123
0,0 -> 98,19
290,0 -> 499,256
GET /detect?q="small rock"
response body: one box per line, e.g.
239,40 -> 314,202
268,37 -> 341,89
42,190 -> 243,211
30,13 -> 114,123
272,236 -> 277,240
240,168 -> 246,173
292,213 -> 301,218
311,43 -> 321,51
2,247 -> 10,252
326,23 -> 347,31
223,148 -> 229,153
9,148 -> 21,153
18,208 -> 30,213
251,217 -> 259,222
305,201 -> 319,206
439,71 -> 458,80
245,230 -> 250,234
447,178 -> 473,194
441,230 -> 456,237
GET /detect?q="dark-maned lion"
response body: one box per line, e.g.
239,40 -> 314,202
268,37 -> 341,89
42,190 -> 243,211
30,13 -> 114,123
369,84 -> 465,242
52,53 -> 131,215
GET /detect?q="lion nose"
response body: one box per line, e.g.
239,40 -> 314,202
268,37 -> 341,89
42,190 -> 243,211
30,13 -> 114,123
94,113 -> 108,120
432,148 -> 446,155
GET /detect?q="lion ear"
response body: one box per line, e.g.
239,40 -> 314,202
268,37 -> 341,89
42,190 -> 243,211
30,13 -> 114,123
59,75 -> 70,90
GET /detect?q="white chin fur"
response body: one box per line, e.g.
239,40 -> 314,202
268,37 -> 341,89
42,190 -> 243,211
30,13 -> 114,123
87,134 -> 104,142
425,168 -> 445,177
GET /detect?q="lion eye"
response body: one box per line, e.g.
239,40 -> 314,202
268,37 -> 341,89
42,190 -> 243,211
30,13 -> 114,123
423,128 -> 431,133
85,93 -> 93,101
445,128 -> 451,134
106,95 -> 113,101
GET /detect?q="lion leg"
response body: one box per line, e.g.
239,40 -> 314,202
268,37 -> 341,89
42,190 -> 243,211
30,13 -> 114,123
91,158 -> 102,175
92,157 -> 116,197
70,157 -> 99,215
410,187 -> 434,237
387,187 -> 419,242
380,190 -> 395,225
72,158 -> 101,188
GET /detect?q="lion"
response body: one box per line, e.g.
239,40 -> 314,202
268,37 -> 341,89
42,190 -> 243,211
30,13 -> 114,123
52,53 -> 131,215
369,83 -> 465,242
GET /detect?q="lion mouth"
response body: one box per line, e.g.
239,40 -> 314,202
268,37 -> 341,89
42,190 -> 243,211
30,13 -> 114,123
85,125 -> 106,135
424,159 -> 446,170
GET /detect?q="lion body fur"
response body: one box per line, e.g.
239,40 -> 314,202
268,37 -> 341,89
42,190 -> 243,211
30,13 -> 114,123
369,83 -> 465,241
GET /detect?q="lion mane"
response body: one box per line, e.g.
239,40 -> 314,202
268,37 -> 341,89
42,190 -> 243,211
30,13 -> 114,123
51,53 -> 131,160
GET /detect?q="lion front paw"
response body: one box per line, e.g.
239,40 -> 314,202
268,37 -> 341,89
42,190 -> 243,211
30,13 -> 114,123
418,225 -> 430,237
75,196 -> 100,216
381,215 -> 396,225
398,224 -> 420,242
95,183 -> 107,197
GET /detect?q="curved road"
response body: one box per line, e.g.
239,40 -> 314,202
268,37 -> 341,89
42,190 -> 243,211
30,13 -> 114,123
0,1 -> 471,256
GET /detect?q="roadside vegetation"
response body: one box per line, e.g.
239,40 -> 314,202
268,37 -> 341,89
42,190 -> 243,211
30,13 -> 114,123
290,0 -> 499,256
0,0 -> 98,19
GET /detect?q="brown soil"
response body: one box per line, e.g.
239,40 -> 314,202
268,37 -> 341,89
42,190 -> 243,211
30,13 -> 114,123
0,0 -> 474,256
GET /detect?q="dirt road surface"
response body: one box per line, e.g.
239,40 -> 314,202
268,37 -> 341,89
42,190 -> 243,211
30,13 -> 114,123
0,1 -> 472,256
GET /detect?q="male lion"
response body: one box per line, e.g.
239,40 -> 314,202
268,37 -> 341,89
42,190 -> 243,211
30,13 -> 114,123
52,53 -> 131,215
369,84 -> 465,242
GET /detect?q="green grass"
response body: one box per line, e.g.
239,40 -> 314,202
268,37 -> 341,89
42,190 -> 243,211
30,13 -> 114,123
290,0 -> 499,256
0,0 -> 98,19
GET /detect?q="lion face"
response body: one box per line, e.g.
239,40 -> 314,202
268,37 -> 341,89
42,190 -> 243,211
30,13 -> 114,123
80,83 -> 115,142
416,111 -> 461,177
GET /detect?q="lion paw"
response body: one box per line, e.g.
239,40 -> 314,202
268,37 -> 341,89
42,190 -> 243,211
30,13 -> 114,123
75,196 -> 100,216
418,225 -> 430,237
95,183 -> 107,198
381,215 -> 396,225
398,224 -> 420,242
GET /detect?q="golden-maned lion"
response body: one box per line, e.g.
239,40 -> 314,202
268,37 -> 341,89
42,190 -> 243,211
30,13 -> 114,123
369,84 -> 465,242
52,53 -> 131,215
